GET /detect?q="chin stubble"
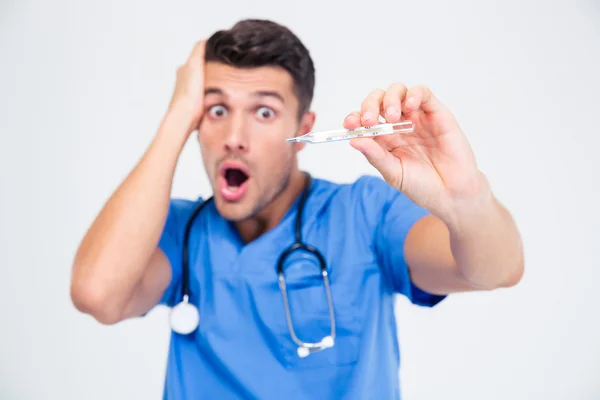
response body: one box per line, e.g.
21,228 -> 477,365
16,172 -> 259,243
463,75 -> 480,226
249,152 -> 294,219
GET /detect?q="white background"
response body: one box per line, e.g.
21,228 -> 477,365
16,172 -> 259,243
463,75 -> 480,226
1,0 -> 599,399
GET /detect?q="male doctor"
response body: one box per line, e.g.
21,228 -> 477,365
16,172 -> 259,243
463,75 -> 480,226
71,19 -> 524,399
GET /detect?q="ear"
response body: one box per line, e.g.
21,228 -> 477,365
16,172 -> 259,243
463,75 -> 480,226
300,111 -> 316,134
293,111 -> 316,152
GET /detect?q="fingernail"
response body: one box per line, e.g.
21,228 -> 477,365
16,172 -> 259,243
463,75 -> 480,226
386,107 -> 399,117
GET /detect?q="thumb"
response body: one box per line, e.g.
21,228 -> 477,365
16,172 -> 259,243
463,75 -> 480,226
350,138 -> 403,187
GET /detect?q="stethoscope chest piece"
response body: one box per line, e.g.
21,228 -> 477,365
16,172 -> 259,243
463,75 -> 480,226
170,295 -> 199,335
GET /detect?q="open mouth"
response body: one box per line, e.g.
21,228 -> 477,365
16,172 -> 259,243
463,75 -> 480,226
224,168 -> 249,190
219,163 -> 250,202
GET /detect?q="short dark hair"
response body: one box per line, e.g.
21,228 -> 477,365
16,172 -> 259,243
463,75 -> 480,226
205,19 -> 315,118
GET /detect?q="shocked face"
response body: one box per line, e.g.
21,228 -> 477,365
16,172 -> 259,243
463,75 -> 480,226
197,62 -> 310,222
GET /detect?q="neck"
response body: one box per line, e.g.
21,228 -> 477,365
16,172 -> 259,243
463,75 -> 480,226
234,168 -> 308,243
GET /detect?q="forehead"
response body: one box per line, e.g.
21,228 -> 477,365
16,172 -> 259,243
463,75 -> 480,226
204,62 -> 297,104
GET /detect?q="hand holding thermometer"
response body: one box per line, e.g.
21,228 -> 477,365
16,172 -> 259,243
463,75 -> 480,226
286,121 -> 414,144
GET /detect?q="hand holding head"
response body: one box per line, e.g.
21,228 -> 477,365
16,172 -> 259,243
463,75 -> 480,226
168,40 -> 207,135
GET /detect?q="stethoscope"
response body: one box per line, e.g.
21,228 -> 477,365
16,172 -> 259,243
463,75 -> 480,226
169,173 -> 336,358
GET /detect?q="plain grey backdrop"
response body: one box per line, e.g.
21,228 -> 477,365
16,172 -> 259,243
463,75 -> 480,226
1,0 -> 599,398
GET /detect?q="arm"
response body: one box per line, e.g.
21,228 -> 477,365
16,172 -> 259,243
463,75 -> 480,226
404,176 -> 524,295
70,41 -> 206,324
346,83 -> 524,296
71,111 -> 187,324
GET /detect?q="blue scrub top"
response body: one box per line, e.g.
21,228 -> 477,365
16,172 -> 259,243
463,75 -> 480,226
155,175 -> 446,399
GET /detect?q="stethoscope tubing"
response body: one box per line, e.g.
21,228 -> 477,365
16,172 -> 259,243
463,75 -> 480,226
175,173 -> 336,356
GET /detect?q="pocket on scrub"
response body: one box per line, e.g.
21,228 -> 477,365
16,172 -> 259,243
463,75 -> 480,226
273,252 -> 362,368
274,310 -> 361,369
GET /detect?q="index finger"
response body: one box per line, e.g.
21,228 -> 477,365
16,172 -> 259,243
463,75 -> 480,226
360,88 -> 386,126
187,40 -> 206,64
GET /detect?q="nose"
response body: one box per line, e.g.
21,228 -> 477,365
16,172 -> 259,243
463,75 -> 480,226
223,116 -> 249,153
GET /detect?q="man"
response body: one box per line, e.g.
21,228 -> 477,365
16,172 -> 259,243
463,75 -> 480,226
70,19 -> 524,399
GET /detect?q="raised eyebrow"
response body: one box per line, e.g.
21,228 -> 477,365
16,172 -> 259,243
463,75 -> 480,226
204,87 -> 223,96
253,91 -> 285,104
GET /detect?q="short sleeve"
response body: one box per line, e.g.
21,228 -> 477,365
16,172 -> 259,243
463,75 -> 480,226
156,197 -> 203,308
356,175 -> 446,307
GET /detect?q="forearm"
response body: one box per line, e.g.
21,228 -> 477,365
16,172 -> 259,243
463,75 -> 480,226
444,176 -> 524,290
71,105 -> 192,316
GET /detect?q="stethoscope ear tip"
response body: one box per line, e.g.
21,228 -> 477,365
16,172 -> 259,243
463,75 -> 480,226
321,335 -> 334,348
297,347 -> 310,358
170,300 -> 200,335
296,336 -> 336,358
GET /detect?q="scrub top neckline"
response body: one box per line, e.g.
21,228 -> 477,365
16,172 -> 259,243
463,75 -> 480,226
213,180 -> 313,259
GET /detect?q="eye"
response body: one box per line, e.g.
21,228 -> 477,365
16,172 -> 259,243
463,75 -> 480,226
256,106 -> 275,120
208,105 -> 228,118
